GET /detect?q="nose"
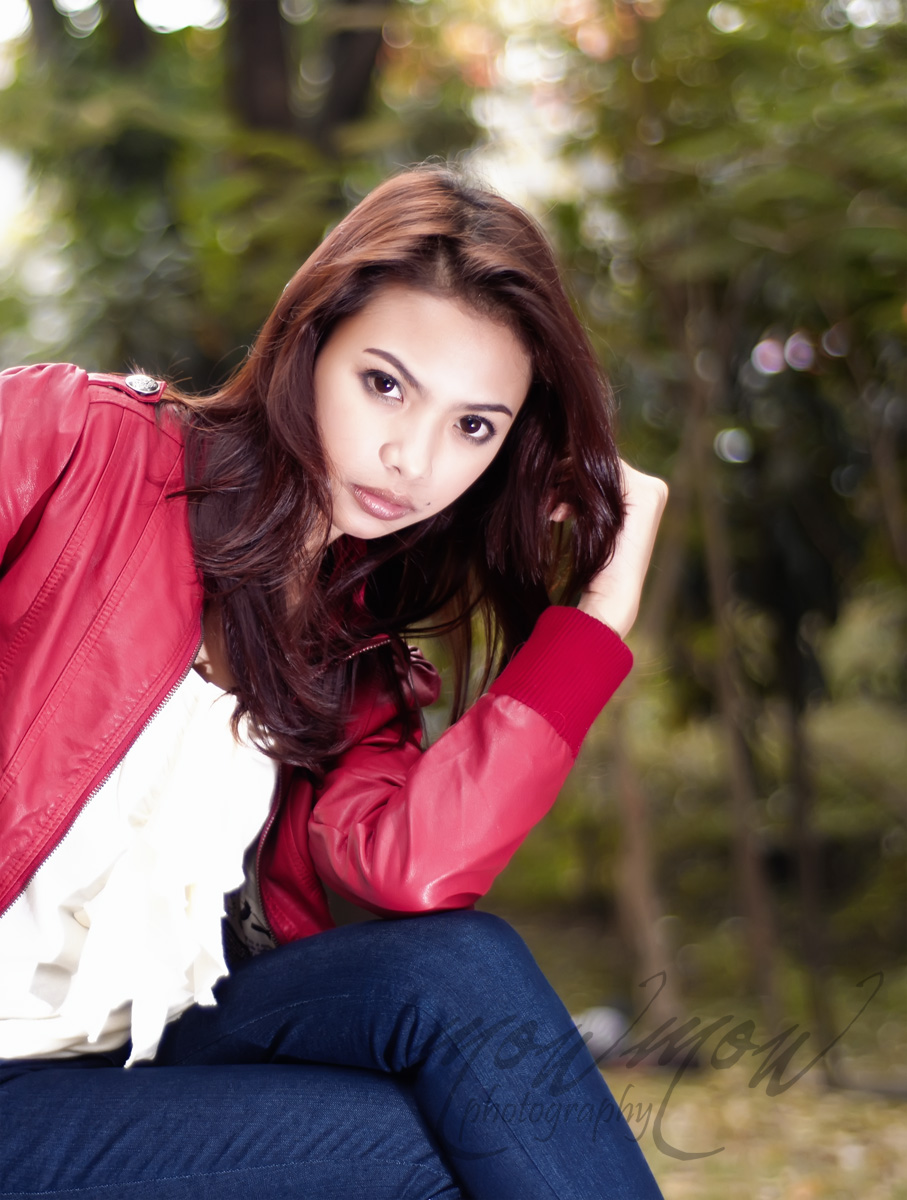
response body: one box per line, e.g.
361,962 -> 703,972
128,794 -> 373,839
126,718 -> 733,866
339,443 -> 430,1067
380,420 -> 434,481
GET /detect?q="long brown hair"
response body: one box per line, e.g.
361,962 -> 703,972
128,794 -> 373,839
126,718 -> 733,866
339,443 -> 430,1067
172,166 -> 624,772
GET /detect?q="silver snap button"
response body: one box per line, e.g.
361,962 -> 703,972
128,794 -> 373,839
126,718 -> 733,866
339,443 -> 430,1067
124,373 -> 161,395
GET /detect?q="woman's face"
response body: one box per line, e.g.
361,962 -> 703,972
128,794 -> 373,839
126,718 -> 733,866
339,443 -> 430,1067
314,284 -> 532,542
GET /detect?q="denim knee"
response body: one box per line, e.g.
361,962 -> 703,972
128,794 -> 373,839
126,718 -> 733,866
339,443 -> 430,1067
382,910 -> 550,1013
387,909 -> 529,965
403,910 -> 528,963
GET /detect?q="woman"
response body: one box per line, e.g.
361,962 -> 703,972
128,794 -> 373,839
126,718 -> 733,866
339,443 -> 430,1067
0,167 -> 667,1198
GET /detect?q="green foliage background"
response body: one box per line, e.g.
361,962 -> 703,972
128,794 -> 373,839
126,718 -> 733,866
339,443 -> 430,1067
0,0 -> 904,1144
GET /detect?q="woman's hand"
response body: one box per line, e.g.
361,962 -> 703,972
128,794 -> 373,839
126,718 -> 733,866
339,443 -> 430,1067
554,461 -> 668,640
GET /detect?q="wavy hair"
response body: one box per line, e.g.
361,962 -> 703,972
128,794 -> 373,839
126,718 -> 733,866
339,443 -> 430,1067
171,166 -> 624,772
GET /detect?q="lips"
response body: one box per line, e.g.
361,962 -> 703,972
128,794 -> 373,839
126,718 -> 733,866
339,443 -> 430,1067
350,484 -> 416,522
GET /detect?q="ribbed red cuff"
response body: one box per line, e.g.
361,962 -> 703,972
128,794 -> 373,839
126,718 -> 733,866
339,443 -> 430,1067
489,607 -> 633,757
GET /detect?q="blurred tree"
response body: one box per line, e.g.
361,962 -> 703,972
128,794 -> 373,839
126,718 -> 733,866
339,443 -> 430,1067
23,0 -> 64,58
2,0 -> 904,1055
225,0 -> 294,131
317,0 -> 394,145
456,0 -> 905,1042
2,0 -> 474,381
587,0 -> 901,1060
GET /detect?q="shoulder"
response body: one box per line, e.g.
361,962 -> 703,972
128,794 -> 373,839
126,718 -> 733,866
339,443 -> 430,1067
0,362 -> 91,441
0,362 -> 173,431
0,364 -> 183,489
0,363 -> 187,577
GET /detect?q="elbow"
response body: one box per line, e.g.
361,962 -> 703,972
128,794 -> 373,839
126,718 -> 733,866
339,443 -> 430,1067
325,868 -> 486,919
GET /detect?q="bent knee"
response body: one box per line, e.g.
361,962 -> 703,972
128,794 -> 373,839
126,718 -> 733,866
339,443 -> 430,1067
386,910 -> 542,991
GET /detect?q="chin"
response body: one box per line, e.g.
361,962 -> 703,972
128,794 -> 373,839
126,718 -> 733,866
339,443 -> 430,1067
330,503 -> 404,542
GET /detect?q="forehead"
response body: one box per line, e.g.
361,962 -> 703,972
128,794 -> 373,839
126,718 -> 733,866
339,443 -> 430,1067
326,284 -> 532,405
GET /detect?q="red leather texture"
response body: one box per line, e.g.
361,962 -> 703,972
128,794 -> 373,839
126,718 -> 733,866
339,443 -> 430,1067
0,364 -> 201,917
0,364 -> 633,940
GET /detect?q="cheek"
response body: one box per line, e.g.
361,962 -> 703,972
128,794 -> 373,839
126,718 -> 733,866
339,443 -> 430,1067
317,392 -> 363,467
314,361 -> 356,447
440,451 -> 498,506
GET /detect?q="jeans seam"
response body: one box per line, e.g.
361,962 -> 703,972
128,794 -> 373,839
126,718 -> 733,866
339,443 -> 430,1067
163,989 -> 562,1195
0,1156 -> 455,1196
160,991 -> 357,1065
413,995 -> 581,1200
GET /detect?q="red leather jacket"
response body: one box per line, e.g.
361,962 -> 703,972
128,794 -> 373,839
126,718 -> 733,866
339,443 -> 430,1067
0,364 -> 632,942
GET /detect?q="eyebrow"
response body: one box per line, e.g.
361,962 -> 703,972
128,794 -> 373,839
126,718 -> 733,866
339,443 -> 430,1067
363,348 -> 515,418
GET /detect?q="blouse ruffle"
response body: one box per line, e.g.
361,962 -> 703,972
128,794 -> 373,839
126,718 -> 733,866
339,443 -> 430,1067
0,667 -> 276,1065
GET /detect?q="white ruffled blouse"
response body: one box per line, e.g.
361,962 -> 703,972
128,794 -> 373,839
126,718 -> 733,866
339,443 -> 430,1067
0,666 -> 276,1066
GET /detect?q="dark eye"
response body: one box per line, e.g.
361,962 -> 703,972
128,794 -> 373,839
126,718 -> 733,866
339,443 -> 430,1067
364,371 -> 402,401
372,373 -> 397,394
458,415 -> 493,441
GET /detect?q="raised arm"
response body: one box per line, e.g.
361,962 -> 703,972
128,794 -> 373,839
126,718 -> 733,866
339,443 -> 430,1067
563,460 -> 670,638
304,464 -> 668,917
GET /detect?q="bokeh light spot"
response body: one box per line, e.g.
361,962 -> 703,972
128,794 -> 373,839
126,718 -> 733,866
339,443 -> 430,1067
708,3 -> 747,33
751,338 -> 786,375
135,0 -> 226,33
714,428 -> 754,463
0,0 -> 30,44
845,0 -> 903,27
822,324 -> 850,357
784,331 -> 815,371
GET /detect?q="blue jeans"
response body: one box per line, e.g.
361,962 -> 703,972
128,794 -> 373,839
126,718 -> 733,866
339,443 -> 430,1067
0,912 -> 662,1198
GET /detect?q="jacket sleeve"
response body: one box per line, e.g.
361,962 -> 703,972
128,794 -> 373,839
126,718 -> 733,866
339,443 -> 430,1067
0,363 -> 90,570
307,606 -> 633,915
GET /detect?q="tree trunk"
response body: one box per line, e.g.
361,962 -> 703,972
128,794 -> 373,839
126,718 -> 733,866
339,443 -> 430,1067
608,404 -> 704,1029
612,706 -> 682,1030
106,0 -> 151,66
635,391 -> 699,646
691,411 -> 781,1030
26,0 -> 65,57
784,682 -> 843,1084
815,303 -> 906,571
316,0 -> 393,146
226,0 -> 293,131
852,357 -> 906,570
